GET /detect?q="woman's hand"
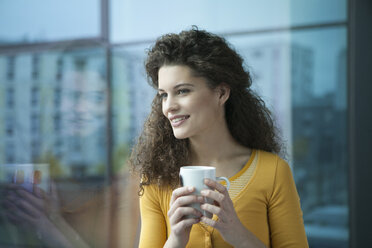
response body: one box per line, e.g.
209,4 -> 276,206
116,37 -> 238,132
200,179 -> 266,248
2,183 -> 66,244
1,183 -> 89,248
3,184 -> 58,230
165,186 -> 204,248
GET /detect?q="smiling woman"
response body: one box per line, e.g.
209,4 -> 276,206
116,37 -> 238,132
129,27 -> 308,248
158,65 -> 228,140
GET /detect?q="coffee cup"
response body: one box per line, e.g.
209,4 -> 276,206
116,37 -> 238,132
0,163 -> 50,193
179,166 -> 230,218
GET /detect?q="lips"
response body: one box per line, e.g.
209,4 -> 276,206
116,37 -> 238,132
169,115 -> 190,127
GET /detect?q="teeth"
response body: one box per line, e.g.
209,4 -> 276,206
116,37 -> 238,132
171,116 -> 187,123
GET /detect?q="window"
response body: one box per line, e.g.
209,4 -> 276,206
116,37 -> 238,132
31,86 -> 39,106
31,54 -> 40,80
5,115 -> 14,137
6,56 -> 15,80
0,0 -> 100,44
0,1 -> 354,247
56,57 -> 63,81
6,87 -> 14,108
54,113 -> 61,132
5,143 -> 15,163
54,87 -> 61,107
30,113 -> 40,134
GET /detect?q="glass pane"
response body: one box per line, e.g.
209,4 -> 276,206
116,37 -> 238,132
110,44 -> 155,247
228,26 -> 348,247
228,32 -> 293,158
289,0 -> 347,26
0,47 -> 112,246
0,0 -> 100,44
111,0 -> 346,43
291,28 -> 348,248
111,44 -> 155,173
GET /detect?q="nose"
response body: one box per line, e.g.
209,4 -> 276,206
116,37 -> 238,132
162,95 -> 179,116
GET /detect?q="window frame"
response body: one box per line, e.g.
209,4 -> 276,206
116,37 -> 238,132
1,0 -> 371,247
348,0 -> 372,247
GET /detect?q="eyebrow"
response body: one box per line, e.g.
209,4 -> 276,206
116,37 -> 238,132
158,83 -> 195,92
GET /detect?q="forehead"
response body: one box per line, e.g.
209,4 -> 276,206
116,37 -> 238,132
158,65 -> 192,83
158,65 -> 207,90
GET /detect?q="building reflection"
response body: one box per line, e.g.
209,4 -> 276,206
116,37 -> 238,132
0,29 -> 348,248
0,49 -> 140,247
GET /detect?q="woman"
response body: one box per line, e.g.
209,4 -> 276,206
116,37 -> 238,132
130,27 -> 308,248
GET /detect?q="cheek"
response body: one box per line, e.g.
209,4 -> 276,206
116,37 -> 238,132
161,101 -> 167,117
196,96 -> 219,114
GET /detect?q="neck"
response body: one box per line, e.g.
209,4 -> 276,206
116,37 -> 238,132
188,121 -> 250,168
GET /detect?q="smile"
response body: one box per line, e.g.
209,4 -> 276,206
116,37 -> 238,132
169,115 -> 190,127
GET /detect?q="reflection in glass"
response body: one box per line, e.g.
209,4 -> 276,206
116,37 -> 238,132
228,32 -> 293,159
0,48 -> 108,177
291,28 -> 348,248
228,27 -> 348,247
111,0 -> 347,43
0,0 -> 100,44
111,44 -> 155,173
0,0 -> 349,246
0,48 -> 120,247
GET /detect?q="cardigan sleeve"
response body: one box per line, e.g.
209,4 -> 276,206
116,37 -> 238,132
268,158 -> 309,248
139,185 -> 167,248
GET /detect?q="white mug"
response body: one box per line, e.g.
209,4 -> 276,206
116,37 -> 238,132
0,163 -> 50,193
179,166 -> 230,218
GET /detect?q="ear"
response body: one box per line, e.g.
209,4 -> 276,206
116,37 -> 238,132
217,83 -> 230,105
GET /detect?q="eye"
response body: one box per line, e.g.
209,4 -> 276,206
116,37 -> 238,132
158,92 -> 167,99
177,88 -> 190,95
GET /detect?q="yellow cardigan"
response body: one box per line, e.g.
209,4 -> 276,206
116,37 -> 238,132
139,150 -> 309,247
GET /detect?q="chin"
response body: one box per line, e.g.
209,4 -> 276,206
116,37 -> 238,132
173,134 -> 188,140
172,130 -> 190,140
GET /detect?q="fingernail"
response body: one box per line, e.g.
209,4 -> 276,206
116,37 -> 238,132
197,196 -> 204,201
188,186 -> 194,192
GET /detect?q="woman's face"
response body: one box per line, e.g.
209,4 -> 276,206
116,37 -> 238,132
158,65 -> 227,140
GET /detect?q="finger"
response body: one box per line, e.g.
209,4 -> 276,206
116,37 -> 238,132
5,190 -> 40,218
4,183 -> 22,190
4,197 -> 37,223
204,179 -> 228,194
15,188 -> 45,212
3,184 -> 23,197
200,189 -> 225,204
168,195 -> 204,217
5,211 -> 24,225
169,206 -> 202,224
172,218 -> 200,234
33,185 -> 46,198
2,197 -> 17,211
12,197 -> 41,219
201,203 -> 222,217
173,195 -> 204,209
170,186 -> 195,205
8,209 -> 36,226
200,216 -> 218,228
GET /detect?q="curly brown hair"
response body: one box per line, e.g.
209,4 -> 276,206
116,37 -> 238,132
130,27 -> 282,195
